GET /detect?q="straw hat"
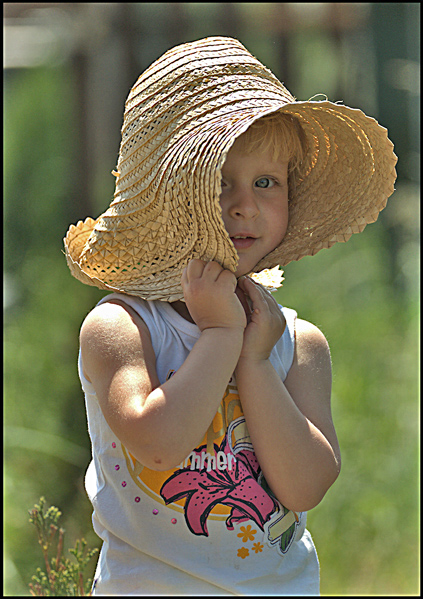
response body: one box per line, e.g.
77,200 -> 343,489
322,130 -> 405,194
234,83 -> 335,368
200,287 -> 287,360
64,36 -> 397,301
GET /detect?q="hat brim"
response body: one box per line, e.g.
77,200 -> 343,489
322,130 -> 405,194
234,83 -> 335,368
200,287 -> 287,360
64,37 -> 397,301
254,101 -> 397,271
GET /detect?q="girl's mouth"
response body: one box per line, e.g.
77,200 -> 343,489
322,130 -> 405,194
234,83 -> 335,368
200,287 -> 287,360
230,236 -> 256,250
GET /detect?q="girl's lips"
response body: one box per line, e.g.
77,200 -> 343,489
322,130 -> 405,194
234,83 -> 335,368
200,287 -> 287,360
230,236 -> 256,250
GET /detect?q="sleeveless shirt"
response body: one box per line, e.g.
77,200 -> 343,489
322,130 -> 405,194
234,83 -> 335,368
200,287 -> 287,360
79,293 -> 320,595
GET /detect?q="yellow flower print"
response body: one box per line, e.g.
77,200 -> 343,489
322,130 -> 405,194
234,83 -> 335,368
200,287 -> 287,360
252,542 -> 264,553
237,524 -> 257,542
237,547 -> 249,559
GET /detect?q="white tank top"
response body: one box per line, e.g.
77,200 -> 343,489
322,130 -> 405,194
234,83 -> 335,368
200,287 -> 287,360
79,293 -> 320,595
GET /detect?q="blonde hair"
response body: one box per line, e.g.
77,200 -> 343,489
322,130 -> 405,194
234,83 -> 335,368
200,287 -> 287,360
235,112 -> 307,197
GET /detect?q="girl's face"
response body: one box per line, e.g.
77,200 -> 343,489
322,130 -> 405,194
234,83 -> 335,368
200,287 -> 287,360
220,138 -> 289,278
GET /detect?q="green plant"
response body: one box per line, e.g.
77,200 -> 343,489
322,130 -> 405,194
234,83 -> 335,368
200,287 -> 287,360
28,497 -> 98,596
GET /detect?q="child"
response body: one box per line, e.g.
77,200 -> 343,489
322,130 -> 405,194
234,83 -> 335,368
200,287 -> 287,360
64,37 -> 397,595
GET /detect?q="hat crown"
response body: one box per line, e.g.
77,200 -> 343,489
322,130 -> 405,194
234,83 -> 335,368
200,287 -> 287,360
114,37 -> 294,200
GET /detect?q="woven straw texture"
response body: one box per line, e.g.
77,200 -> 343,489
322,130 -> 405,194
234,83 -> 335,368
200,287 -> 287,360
64,36 -> 397,301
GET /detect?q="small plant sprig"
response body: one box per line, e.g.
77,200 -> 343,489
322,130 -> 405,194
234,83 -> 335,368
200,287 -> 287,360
28,497 -> 98,596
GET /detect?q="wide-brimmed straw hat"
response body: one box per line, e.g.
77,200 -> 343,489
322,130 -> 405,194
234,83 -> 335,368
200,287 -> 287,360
64,36 -> 397,301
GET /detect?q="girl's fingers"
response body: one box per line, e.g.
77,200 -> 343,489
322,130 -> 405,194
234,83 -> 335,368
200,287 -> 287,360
181,266 -> 188,287
235,285 -> 253,319
185,258 -> 207,281
186,259 -> 226,283
239,278 -> 283,325
239,277 -> 270,306
204,260 -> 229,283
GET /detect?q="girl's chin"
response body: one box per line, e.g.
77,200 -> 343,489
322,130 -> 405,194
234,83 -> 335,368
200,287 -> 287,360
234,259 -> 259,279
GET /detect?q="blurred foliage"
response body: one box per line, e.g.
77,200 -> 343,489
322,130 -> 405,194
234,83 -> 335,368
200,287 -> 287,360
4,64 -> 105,595
4,3 -> 419,596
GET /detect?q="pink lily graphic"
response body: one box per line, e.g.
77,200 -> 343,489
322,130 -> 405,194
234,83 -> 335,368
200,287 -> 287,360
160,434 -> 278,536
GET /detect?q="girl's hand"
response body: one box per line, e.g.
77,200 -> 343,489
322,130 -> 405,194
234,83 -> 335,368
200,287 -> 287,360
182,259 -> 247,332
236,276 -> 286,362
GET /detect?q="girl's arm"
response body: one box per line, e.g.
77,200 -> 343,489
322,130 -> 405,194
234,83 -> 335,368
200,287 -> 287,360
234,277 -> 341,513
80,260 -> 245,471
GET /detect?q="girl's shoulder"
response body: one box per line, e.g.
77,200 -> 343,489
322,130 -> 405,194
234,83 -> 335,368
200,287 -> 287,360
79,299 -> 154,382
295,318 -> 330,355
287,317 -> 332,387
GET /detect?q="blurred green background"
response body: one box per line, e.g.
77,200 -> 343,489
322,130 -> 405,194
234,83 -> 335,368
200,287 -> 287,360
4,3 -> 420,596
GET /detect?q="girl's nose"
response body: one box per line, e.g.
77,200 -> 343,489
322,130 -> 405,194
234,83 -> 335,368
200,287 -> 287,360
225,186 -> 259,219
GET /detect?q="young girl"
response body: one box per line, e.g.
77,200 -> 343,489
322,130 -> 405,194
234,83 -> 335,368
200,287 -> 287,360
64,37 -> 397,595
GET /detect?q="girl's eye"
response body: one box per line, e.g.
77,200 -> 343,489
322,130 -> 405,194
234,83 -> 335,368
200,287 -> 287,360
255,177 -> 275,188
